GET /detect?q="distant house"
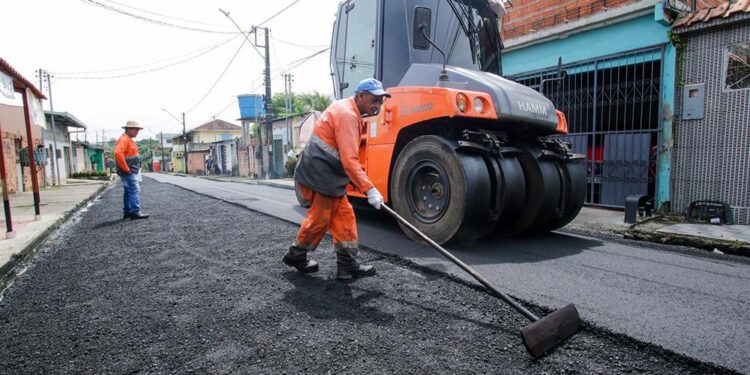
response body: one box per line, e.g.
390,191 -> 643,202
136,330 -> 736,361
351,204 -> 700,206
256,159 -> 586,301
43,111 -> 87,184
70,141 -> 104,174
238,111 -> 320,179
172,119 -> 241,174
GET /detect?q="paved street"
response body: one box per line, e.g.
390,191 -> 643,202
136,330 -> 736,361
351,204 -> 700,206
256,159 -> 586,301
146,173 -> 750,374
0,177 -> 738,374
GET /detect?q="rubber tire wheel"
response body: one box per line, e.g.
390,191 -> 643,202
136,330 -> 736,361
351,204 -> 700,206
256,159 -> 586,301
534,158 -> 587,233
391,136 -> 469,245
294,180 -> 310,208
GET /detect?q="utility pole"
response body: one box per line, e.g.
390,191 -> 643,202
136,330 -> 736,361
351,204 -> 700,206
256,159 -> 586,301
255,26 -> 274,179
182,112 -> 188,174
284,73 -> 294,148
38,69 -> 61,185
160,132 -> 165,173
102,130 -> 106,172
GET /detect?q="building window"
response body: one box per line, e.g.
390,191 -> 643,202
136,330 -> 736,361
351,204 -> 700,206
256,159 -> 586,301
725,42 -> 750,91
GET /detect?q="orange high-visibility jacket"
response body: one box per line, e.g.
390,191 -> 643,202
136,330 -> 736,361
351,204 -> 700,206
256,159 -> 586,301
114,133 -> 140,175
294,97 -> 374,197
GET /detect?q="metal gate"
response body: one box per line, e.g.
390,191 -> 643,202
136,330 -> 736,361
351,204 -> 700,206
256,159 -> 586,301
510,47 -> 663,207
273,138 -> 284,178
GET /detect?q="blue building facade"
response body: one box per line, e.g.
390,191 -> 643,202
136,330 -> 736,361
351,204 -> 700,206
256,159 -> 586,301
503,3 -> 676,211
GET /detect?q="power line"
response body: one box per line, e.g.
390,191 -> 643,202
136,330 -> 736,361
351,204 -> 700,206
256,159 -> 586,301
219,9 -> 265,59
78,0 -> 236,34
52,35 -> 240,77
271,36 -> 328,51
99,0 -> 229,28
257,0 -> 303,26
185,37 -> 248,113
285,48 -> 329,70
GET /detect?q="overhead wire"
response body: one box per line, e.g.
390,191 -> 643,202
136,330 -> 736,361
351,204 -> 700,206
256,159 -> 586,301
184,36 -> 249,113
271,36 -> 328,51
52,34 -> 240,78
257,0 -> 303,26
78,0 -> 236,34
99,0 -> 228,28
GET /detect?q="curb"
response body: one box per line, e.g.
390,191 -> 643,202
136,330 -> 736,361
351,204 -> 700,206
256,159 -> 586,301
197,175 -> 296,191
0,181 -> 111,283
624,228 -> 750,257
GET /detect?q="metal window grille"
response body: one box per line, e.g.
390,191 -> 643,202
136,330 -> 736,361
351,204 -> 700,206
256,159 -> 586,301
510,47 -> 664,207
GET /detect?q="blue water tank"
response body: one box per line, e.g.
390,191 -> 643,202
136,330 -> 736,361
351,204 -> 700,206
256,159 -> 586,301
237,94 -> 266,119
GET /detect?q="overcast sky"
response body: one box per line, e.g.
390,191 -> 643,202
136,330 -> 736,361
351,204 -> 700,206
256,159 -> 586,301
1,0 -> 341,142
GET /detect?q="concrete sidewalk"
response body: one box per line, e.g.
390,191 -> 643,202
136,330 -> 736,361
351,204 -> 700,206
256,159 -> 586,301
0,178 -> 110,278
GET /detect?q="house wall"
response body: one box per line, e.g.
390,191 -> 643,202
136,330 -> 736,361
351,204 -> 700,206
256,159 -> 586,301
0,104 -> 44,193
42,122 -> 71,185
502,5 -> 677,209
187,151 -> 208,174
72,145 -> 86,173
672,18 -> 750,224
502,0 -> 641,40
1,131 -> 20,194
191,130 -> 242,144
503,12 -> 670,76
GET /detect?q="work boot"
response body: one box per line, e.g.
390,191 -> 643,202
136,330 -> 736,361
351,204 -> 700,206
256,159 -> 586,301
336,247 -> 375,280
283,246 -> 319,273
123,213 -> 130,220
129,212 -> 150,220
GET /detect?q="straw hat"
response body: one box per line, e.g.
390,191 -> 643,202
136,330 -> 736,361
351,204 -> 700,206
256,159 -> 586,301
122,120 -> 143,129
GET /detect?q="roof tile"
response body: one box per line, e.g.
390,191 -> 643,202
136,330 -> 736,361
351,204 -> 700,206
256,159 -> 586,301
674,0 -> 750,27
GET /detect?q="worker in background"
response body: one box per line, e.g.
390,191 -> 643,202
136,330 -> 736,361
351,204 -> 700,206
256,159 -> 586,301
115,121 -> 149,220
284,78 -> 390,280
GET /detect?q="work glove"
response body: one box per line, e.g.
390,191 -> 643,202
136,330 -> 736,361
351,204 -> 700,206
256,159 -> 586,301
366,187 -> 383,210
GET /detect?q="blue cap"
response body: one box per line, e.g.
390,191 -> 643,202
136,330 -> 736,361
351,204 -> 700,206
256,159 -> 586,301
355,78 -> 391,98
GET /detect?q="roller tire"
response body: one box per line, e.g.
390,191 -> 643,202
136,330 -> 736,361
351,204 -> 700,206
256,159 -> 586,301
391,136 -> 490,245
534,158 -> 587,232
502,149 -> 561,236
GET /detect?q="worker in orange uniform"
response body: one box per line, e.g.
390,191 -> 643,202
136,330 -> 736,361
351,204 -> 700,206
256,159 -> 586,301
115,121 -> 149,220
284,78 -> 390,280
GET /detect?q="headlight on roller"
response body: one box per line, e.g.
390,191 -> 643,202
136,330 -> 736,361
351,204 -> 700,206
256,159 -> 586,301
473,97 -> 485,114
456,93 -> 468,113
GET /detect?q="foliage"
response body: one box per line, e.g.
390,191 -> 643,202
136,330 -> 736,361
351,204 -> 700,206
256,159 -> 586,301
72,169 -> 110,179
135,139 -> 159,163
271,91 -> 332,117
284,156 -> 297,178
669,31 -> 686,87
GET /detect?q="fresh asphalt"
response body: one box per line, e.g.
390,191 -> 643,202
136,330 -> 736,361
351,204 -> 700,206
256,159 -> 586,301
147,173 -> 750,374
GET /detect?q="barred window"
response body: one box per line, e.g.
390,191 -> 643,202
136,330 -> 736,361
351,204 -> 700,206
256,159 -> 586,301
725,42 -> 750,91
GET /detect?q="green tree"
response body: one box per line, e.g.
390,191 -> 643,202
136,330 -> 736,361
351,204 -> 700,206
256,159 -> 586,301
135,138 -> 157,166
271,91 -> 332,117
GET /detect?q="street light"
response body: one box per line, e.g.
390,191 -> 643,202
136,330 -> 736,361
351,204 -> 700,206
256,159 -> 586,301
161,108 -> 188,174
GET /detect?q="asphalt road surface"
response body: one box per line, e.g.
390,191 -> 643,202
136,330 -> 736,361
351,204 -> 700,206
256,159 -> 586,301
0,177 -> 745,374
147,173 -> 750,374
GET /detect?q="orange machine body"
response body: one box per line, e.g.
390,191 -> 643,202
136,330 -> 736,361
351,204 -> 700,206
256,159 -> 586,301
338,86 -> 568,201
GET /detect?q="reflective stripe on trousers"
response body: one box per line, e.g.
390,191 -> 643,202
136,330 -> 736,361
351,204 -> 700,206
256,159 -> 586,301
294,183 -> 358,252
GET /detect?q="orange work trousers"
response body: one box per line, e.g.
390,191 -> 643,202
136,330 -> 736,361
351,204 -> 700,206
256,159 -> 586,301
294,183 -> 358,252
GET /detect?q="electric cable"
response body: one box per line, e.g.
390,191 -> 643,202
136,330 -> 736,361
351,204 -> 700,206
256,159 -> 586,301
257,0 -> 303,26
53,34 -> 240,77
78,0 -> 236,34
184,37 -> 248,113
100,0 -> 228,28
271,36 -> 328,50
219,9 -> 265,59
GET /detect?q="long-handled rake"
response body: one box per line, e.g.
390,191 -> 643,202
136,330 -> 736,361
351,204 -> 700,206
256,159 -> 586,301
382,204 -> 581,358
